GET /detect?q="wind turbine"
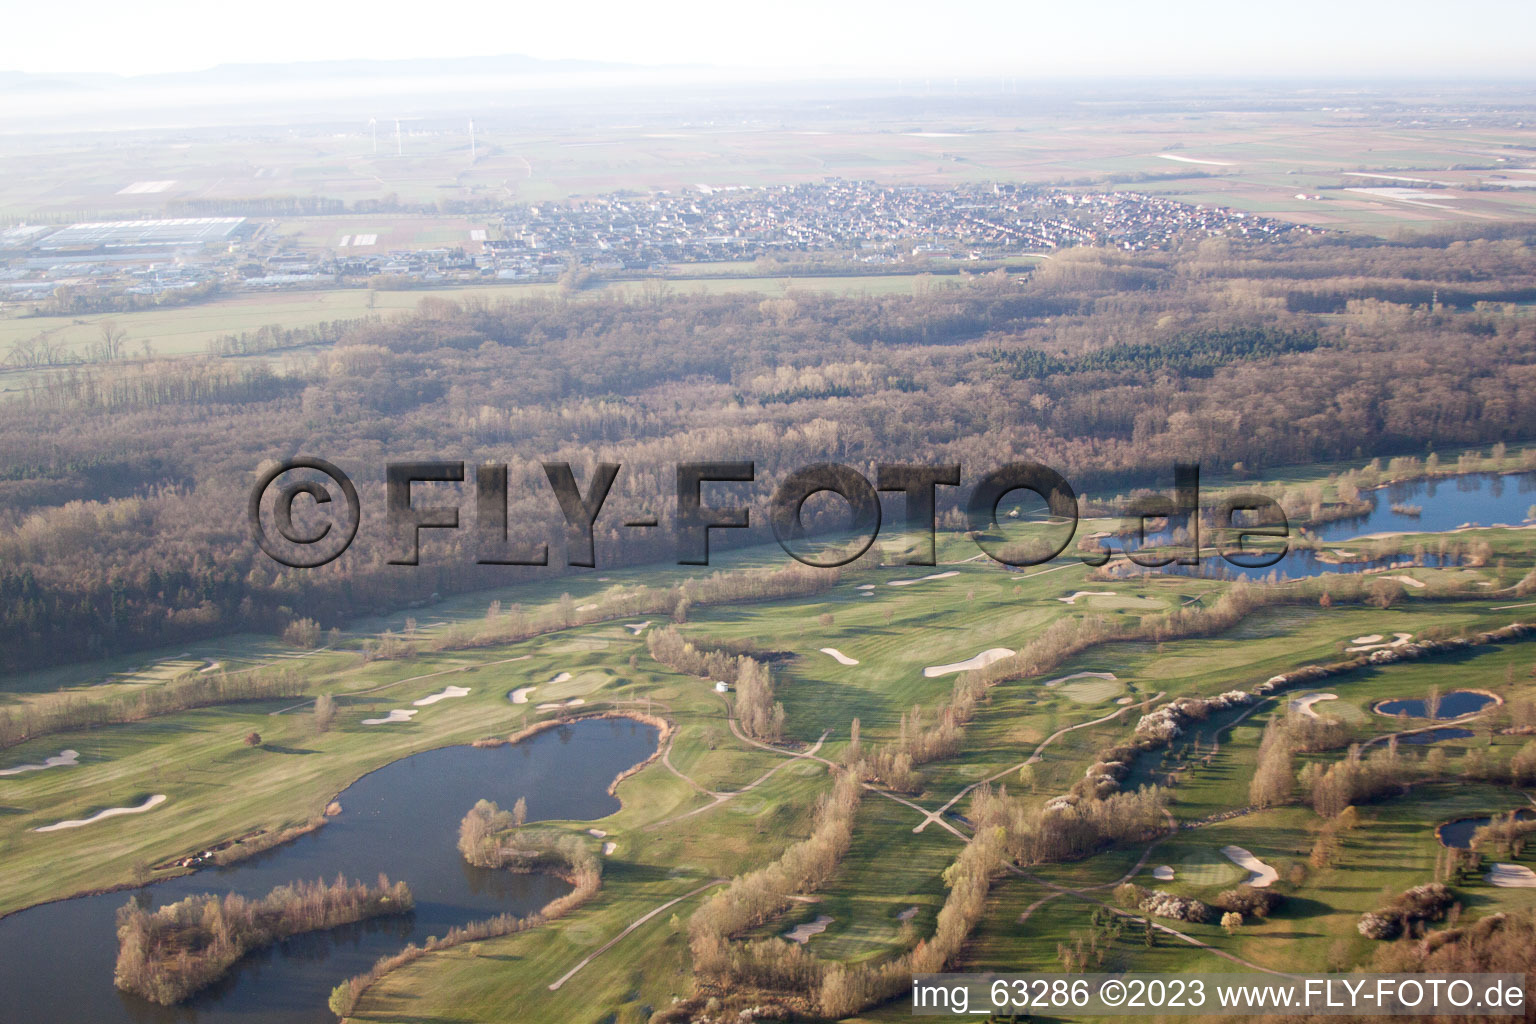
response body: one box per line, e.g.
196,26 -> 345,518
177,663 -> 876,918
469,118 -> 476,162
395,118 -> 402,157
368,118 -> 377,155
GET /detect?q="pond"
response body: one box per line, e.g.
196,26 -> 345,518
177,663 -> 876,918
1396,727 -> 1476,745
0,717 -> 659,1024
1437,809 -> 1536,849
1374,690 -> 1497,719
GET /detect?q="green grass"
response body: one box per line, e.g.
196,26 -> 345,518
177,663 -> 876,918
3,459 -> 1536,1020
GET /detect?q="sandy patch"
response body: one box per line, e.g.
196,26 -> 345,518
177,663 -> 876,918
549,672 -> 573,684
925,648 -> 1015,678
200,660 -> 222,674
1347,632 -> 1414,653
854,584 -> 875,591
1352,634 -> 1384,644
889,571 -> 958,587
784,915 -> 833,943
1057,591 -> 1116,605
510,686 -> 536,704
1152,865 -> 1175,881
1157,153 -> 1234,166
1486,863 -> 1536,887
1220,845 -> 1278,888
362,709 -> 419,725
820,647 -> 859,666
625,621 -> 651,635
898,906 -> 920,922
1291,693 -> 1339,719
603,841 -> 616,855
1116,696 -> 1134,705
34,794 -> 166,832
588,828 -> 607,837
413,685 -> 471,706
1044,671 -> 1118,688
117,180 -> 176,194
537,698 -> 586,711
0,749 -> 79,776
1383,575 -> 1427,589
576,604 -> 597,612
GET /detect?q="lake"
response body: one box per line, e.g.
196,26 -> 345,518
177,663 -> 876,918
1140,471 -> 1536,580
0,717 -> 658,1024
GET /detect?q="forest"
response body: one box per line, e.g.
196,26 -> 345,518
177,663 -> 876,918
3,229 -> 1536,670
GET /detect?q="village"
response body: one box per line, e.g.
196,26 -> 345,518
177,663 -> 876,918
0,181 -> 1305,310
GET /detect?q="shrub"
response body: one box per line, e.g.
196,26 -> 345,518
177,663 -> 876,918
1214,886 -> 1284,919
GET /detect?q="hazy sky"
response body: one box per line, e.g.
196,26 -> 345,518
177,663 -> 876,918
6,0 -> 1534,77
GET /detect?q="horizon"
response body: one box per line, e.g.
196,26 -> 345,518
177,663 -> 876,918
6,0 -> 1536,80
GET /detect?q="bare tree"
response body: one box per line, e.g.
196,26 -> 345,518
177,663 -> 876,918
95,321 -> 128,362
313,693 -> 337,733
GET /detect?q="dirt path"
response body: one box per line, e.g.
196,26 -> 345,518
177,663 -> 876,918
911,694 -> 1165,835
646,729 -> 831,830
546,879 -> 725,991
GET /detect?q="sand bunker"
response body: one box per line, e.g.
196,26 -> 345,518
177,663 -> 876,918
603,841 -> 616,856
537,698 -> 586,711
588,828 -> 607,837
898,906 -> 920,922
1152,865 -> 1175,881
549,672 -> 573,684
0,749 -> 80,776
413,685 -> 471,706
925,648 -> 1015,678
854,584 -> 875,591
1383,575 -> 1427,589
784,915 -> 833,943
1116,696 -> 1134,705
1291,693 -> 1339,719
1220,845 -> 1278,888
820,647 -> 859,666
889,571 -> 958,587
1044,671 -> 1118,688
1487,863 -> 1536,887
576,603 -> 597,612
1157,153 -> 1234,166
625,621 -> 651,635
34,794 -> 166,832
362,709 -> 419,725
1058,591 -> 1116,605
1352,634 -> 1384,644
1347,632 -> 1414,653
510,686 -> 536,704
200,660 -> 222,674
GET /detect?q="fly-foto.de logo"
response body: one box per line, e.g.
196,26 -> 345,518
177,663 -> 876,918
248,459 -> 1288,571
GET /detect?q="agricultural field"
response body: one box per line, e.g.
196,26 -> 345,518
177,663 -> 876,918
0,269 -> 951,380
4,102 -> 1535,236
